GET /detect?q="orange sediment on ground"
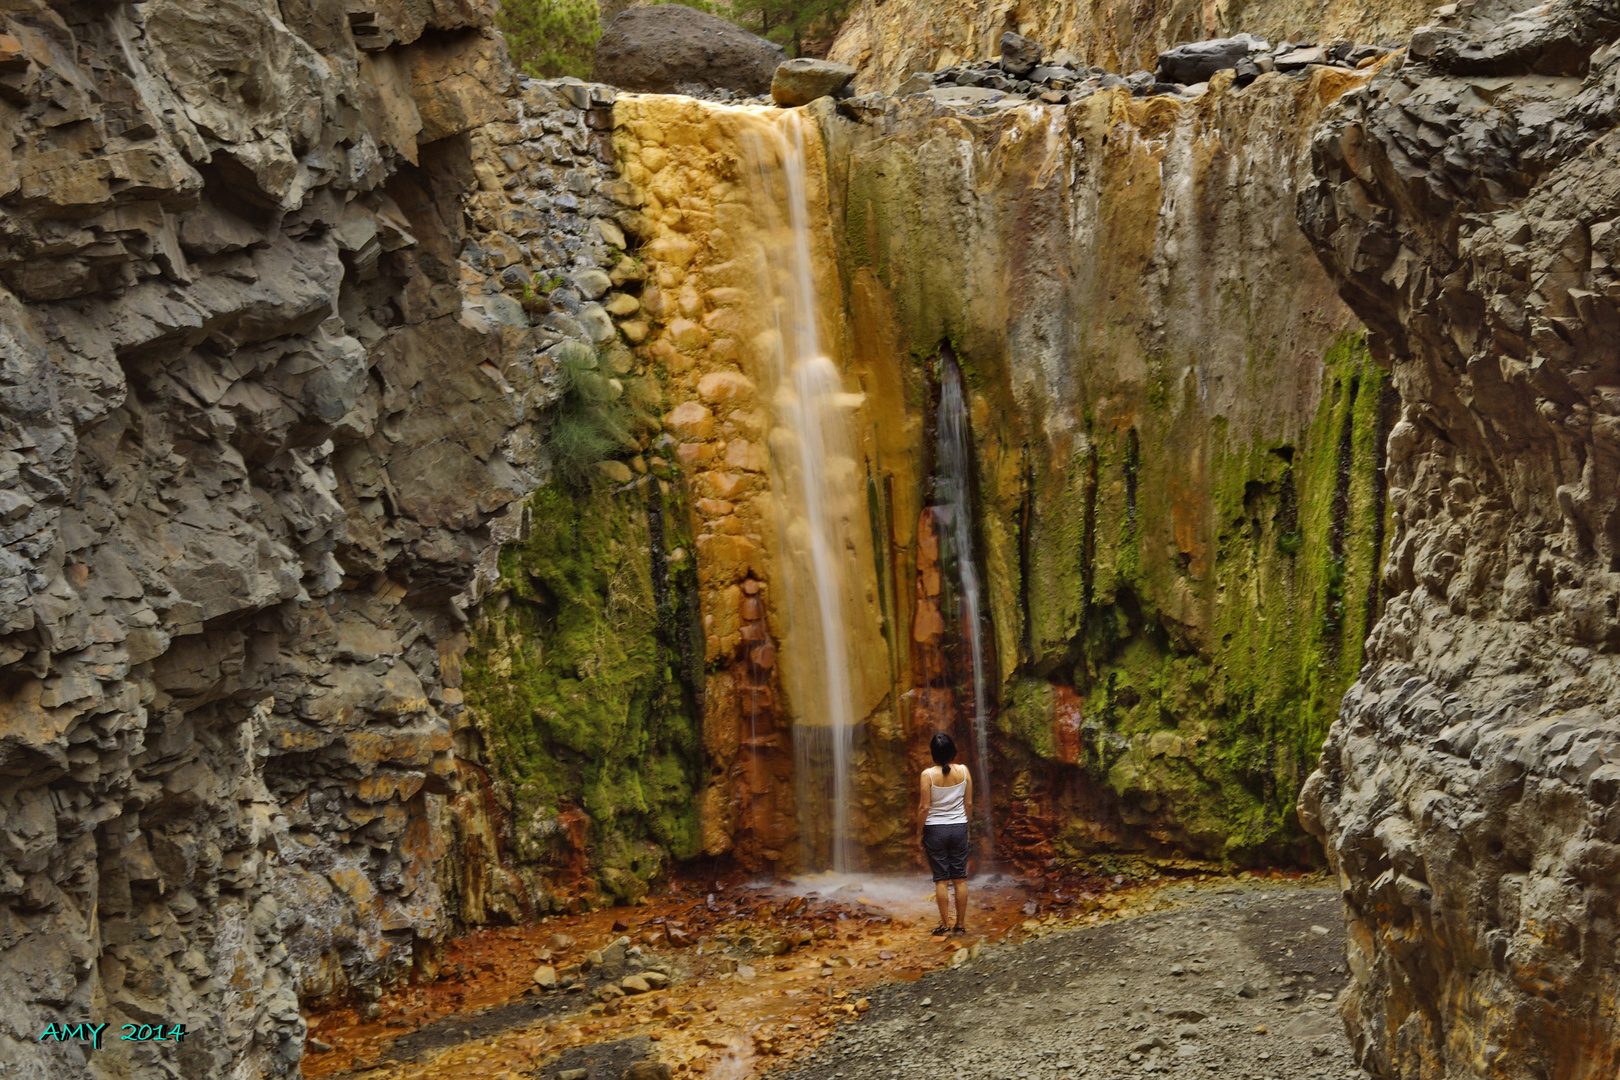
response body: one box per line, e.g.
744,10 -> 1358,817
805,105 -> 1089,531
301,865 -> 1310,1078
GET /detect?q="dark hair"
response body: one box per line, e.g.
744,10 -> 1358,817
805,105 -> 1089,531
930,732 -> 957,778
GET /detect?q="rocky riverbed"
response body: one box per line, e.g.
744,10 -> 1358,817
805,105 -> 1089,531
775,879 -> 1361,1080
300,871 -> 1358,1080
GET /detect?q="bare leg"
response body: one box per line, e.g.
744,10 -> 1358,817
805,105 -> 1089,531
935,881 -> 950,927
952,878 -> 968,928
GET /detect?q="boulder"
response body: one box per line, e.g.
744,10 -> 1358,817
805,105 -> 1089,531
1155,34 -> 1268,83
999,31 -> 1042,76
771,58 -> 857,106
1273,45 -> 1328,69
592,5 -> 784,95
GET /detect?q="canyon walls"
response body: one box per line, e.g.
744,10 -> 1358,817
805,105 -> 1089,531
1298,1 -> 1620,1075
0,1 -> 546,1076
829,0 -> 1432,94
470,68 -> 1398,889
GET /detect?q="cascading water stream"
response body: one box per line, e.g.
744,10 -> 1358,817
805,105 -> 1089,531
746,112 -> 863,872
935,355 -> 995,852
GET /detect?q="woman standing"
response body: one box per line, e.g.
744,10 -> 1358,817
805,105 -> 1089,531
918,732 -> 971,935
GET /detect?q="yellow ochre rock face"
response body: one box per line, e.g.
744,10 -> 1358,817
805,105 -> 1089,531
828,0 -> 1431,93
615,95 -> 899,870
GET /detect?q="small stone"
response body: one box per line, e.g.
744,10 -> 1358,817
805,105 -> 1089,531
1170,963 -> 1186,976
604,292 -> 640,316
533,965 -> 558,989
624,1064 -> 673,1080
1237,981 -> 1260,998
559,1071 -> 587,1080
1274,45 -> 1327,70
547,932 -> 576,951
621,974 -> 651,994
643,970 -> 669,988
308,1039 -> 333,1053
1310,925 -> 1330,936
572,268 -> 612,299
736,964 -> 757,980
1000,30 -> 1042,76
896,72 -> 932,94
599,460 -> 634,483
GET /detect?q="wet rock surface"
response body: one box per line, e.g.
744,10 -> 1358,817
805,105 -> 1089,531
591,5 -> 784,96
1298,0 -> 1620,1074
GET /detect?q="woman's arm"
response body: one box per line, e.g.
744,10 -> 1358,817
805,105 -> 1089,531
965,769 -> 973,821
916,770 -> 932,844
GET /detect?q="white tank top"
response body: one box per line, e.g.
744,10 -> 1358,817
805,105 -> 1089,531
925,770 -> 969,825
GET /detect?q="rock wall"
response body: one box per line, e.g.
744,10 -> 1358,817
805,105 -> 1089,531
452,78 -> 712,910
829,0 -> 1432,94
1298,2 -> 1620,1075
544,70 -> 1392,880
0,1 -> 536,1076
820,75 -> 1388,866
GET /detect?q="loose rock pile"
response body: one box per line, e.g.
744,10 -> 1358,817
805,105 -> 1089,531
897,30 -> 1393,109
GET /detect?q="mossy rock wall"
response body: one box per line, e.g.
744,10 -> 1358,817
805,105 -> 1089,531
819,73 -> 1384,864
462,473 -> 704,905
468,72 -> 1388,890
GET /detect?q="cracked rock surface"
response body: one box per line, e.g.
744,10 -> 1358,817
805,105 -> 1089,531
1299,0 -> 1620,1075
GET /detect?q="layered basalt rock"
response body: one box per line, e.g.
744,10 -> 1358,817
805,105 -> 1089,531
1298,3 -> 1620,1075
0,1 -> 542,1076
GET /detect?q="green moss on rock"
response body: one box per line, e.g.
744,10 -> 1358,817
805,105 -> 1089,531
463,474 -> 703,904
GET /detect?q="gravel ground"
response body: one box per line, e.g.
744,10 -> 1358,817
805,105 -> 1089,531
771,879 -> 1368,1080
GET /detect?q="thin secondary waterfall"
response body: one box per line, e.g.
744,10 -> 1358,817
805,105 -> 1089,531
747,112 -> 864,872
935,353 -> 995,851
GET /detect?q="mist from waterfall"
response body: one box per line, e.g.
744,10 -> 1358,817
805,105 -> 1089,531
745,112 -> 863,872
935,353 -> 995,851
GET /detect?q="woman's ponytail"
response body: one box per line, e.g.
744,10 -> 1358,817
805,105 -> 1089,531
930,732 -> 957,779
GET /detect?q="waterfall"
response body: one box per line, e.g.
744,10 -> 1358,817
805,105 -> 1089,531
747,112 -> 864,872
935,353 -> 995,852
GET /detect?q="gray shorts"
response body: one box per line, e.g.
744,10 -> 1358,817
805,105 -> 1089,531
923,823 -> 969,881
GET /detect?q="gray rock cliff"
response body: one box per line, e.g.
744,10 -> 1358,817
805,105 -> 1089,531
0,1 -> 547,1076
1299,0 -> 1620,1074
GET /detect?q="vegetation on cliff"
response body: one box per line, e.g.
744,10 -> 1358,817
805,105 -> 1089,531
463,464 -> 705,905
